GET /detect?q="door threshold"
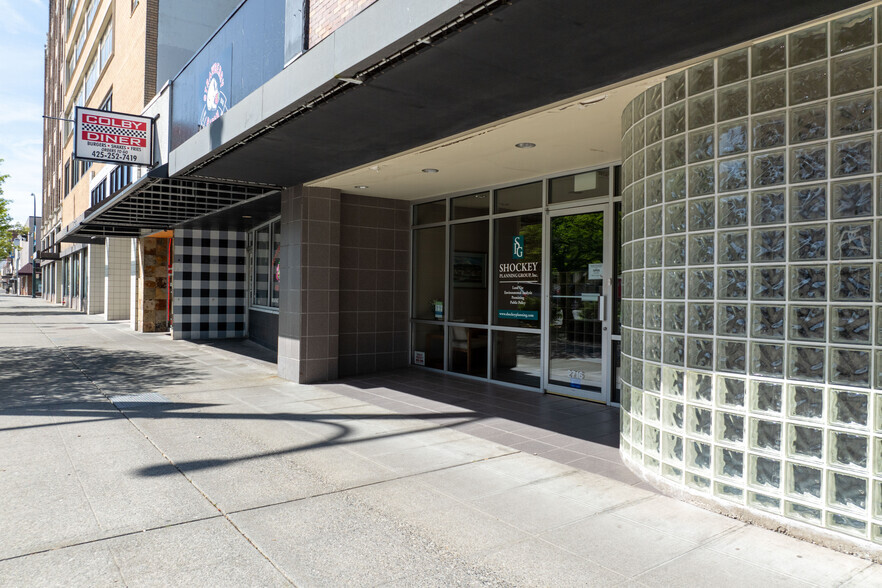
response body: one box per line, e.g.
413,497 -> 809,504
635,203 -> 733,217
545,389 -> 608,404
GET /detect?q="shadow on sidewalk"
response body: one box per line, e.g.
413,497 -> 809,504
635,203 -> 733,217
329,368 -> 621,447
0,346 -> 213,409
0,394 -> 485,478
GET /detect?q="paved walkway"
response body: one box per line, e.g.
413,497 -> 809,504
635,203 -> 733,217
1,294 -> 880,587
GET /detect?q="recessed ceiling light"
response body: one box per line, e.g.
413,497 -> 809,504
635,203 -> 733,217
421,168 -> 439,173
354,185 -> 369,189
242,215 -> 252,219
515,142 -> 536,149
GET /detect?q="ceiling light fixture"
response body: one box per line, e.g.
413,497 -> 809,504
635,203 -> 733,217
421,168 -> 439,173
354,185 -> 369,189
242,215 -> 252,219
515,142 -> 536,149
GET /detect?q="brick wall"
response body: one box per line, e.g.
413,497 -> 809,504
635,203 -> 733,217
308,0 -> 378,48
144,0 -> 159,105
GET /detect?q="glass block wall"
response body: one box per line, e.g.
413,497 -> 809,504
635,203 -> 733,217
619,7 -> 882,546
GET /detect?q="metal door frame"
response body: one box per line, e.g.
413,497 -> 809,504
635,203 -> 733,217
541,202 -> 612,403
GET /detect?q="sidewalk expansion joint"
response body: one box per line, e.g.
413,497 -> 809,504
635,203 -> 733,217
225,449 -> 523,517
0,514 -> 227,564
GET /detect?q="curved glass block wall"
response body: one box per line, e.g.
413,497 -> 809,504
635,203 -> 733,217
619,7 -> 882,547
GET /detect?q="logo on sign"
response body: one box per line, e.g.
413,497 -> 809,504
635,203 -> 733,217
512,236 -> 524,260
200,61 -> 229,128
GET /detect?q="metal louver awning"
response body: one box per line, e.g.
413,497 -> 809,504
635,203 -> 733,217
58,164 -> 279,241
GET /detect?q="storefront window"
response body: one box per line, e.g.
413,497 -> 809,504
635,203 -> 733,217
253,228 -> 269,306
451,191 -> 489,220
413,323 -> 444,369
251,219 -> 280,309
450,221 -> 488,323
492,331 -> 541,387
549,169 -> 610,204
271,221 -> 281,307
449,326 -> 487,377
412,227 -> 445,320
410,165 -> 619,397
413,200 -> 445,225
493,213 -> 542,328
495,181 -> 541,213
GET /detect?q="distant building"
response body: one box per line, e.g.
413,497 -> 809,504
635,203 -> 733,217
14,216 -> 42,295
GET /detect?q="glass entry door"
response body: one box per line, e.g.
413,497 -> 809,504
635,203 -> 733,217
545,205 -> 611,402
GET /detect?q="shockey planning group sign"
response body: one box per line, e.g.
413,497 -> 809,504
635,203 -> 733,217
74,107 -> 154,166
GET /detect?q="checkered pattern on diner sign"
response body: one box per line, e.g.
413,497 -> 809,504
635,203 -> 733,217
172,229 -> 247,340
82,123 -> 147,139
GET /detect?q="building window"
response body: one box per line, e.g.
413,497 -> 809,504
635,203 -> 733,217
66,0 -> 79,35
99,21 -> 113,69
99,92 -> 112,111
84,58 -> 98,98
109,164 -> 131,194
74,26 -> 85,63
65,107 -> 73,138
64,161 -> 70,194
90,179 -> 106,207
85,0 -> 97,32
284,0 -> 307,63
250,219 -> 281,309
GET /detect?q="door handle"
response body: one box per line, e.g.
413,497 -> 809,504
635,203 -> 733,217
598,295 -> 606,321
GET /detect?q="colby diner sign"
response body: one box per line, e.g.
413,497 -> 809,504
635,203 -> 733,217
74,107 -> 154,166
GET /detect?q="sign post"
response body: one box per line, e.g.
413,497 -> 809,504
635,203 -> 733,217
74,107 -> 154,167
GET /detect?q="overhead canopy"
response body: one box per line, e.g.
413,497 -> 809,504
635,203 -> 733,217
59,165 -> 277,241
183,0 -> 864,187
17,263 -> 33,275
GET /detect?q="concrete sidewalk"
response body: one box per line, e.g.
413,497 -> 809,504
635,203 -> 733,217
1,294 -> 880,587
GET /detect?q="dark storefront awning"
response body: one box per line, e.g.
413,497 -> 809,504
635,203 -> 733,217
178,0 -> 865,187
17,263 -> 33,275
59,164 -> 278,242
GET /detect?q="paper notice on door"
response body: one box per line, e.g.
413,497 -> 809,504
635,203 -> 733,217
588,263 -> 603,280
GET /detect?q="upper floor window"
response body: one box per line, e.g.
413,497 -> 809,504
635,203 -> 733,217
84,58 -> 98,98
85,0 -> 98,32
99,21 -> 113,69
74,26 -> 85,63
66,0 -> 79,35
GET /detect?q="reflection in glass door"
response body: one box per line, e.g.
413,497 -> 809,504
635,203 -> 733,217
546,208 -> 608,401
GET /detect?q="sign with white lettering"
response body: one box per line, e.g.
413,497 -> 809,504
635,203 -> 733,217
74,107 -> 154,166
496,230 -> 541,325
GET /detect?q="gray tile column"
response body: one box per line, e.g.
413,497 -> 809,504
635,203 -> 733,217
278,186 -> 341,384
